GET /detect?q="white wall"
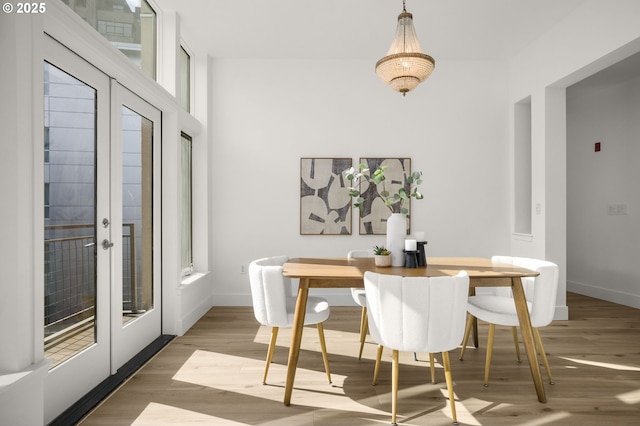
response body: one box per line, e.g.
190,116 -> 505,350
567,74 -> 640,308
507,0 -> 640,319
0,11 -> 47,426
207,0 -> 640,311
209,58 -> 512,305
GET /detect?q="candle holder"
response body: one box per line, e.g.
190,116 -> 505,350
417,241 -> 428,266
403,250 -> 419,268
404,239 -> 417,252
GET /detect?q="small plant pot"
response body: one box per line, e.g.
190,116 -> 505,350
374,254 -> 391,267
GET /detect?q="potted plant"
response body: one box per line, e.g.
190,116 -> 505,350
373,245 -> 391,267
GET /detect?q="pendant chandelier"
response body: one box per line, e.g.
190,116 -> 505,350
375,0 -> 435,96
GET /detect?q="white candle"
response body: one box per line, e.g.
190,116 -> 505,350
405,239 -> 417,251
415,231 -> 425,242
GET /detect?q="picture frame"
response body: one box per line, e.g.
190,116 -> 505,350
300,158 -> 352,235
357,157 -> 411,235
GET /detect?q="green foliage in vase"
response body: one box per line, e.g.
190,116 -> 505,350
344,163 -> 424,214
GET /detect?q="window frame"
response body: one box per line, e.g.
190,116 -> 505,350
179,44 -> 191,113
180,131 -> 193,276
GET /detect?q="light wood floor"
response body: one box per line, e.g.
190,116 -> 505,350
79,292 -> 640,425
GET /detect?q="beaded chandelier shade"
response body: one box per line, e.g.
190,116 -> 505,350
375,1 -> 435,96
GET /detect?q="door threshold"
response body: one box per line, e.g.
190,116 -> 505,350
48,334 -> 175,426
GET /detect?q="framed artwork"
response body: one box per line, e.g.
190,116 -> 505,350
300,158 -> 352,235
357,157 -> 411,235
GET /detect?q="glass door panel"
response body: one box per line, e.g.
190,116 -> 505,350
44,61 -> 98,368
121,106 -> 154,320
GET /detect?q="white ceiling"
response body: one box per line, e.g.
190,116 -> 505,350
154,0 -> 586,61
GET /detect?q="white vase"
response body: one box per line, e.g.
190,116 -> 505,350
386,213 -> 407,267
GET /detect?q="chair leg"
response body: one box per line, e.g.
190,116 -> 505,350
391,349 -> 399,426
373,344 -> 384,385
358,306 -> 368,360
263,326 -> 279,384
483,323 -> 496,386
533,328 -> 555,385
317,323 -> 332,383
442,351 -> 459,425
429,353 -> 437,384
473,316 -> 479,348
512,326 -> 522,363
459,313 -> 475,360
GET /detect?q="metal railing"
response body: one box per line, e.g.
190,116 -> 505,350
44,224 -> 96,338
121,223 -> 140,313
44,223 -> 137,343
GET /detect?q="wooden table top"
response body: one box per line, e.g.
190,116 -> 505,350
283,257 -> 539,280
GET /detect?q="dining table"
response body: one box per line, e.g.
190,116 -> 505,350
281,257 -> 545,406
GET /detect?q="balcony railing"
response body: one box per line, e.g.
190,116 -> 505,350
44,223 -> 138,348
44,224 -> 96,339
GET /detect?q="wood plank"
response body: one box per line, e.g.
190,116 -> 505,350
79,293 -> 640,425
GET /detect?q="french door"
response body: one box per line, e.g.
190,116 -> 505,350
43,36 -> 161,422
110,82 -> 162,370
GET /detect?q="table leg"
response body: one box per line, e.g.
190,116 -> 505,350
284,277 -> 310,406
511,277 -> 546,403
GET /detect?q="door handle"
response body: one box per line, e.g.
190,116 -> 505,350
102,239 -> 114,250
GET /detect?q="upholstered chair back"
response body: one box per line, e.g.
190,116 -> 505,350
364,271 -> 469,354
248,256 -> 292,327
491,256 -> 559,327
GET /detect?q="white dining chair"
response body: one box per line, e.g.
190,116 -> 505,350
347,249 -> 372,359
365,271 -> 470,425
459,256 -> 559,387
248,256 -> 331,384
350,249 -> 429,376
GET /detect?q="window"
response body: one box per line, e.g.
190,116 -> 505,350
62,0 -> 157,80
514,96 -> 532,235
180,46 -> 191,112
180,132 -> 193,275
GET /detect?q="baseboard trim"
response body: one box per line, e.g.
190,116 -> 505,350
567,280 -> 640,309
48,334 -> 174,426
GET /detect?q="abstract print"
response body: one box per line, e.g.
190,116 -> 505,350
300,158 -> 352,235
